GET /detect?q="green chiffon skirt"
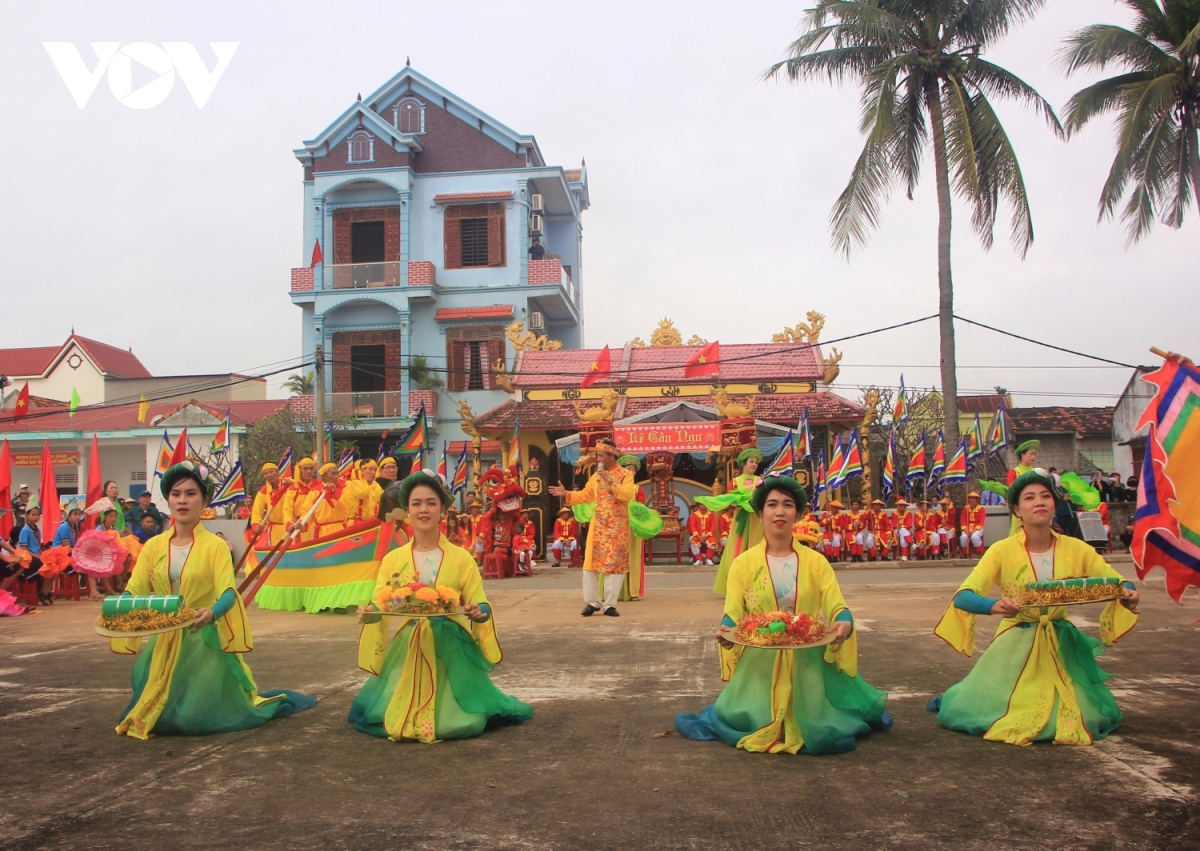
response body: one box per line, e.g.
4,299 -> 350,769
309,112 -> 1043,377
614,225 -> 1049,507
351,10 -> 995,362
121,624 -> 316,736
676,646 -> 892,754
348,618 -> 533,741
929,620 -> 1122,741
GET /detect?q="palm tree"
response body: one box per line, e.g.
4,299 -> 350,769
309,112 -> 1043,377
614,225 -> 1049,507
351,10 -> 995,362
282,371 -> 315,396
408,355 -> 444,391
767,0 -> 1062,454
1060,0 -> 1200,245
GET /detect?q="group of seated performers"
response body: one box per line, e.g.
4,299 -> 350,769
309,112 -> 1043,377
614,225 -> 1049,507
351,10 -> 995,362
107,465 -> 1140,755
799,492 -> 988,562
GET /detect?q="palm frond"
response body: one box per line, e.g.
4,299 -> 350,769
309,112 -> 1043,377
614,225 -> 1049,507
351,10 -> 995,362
968,59 -> 1064,138
941,76 -> 985,236
1119,74 -> 1188,159
830,132 -> 900,257
1178,19 -> 1200,58
956,0 -> 1048,48
967,90 -> 1037,256
1120,178 -> 1159,245
766,45 -> 898,83
894,78 -> 928,198
1062,71 -> 1154,136
1165,119 -> 1196,228
858,53 -> 913,135
1058,24 -> 1176,76
808,1 -> 916,51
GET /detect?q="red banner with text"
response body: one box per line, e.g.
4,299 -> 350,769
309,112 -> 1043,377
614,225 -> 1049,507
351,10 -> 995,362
612,423 -> 721,453
13,451 -> 81,467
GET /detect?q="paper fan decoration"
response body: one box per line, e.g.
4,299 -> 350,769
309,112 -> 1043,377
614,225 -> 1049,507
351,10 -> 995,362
73,529 -> 128,577
118,535 -> 143,567
0,590 -> 28,617
38,545 -> 73,577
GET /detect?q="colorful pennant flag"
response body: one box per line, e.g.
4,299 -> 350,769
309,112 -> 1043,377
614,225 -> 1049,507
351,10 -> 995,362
278,447 -> 295,480
930,429 -> 947,478
508,419 -> 522,471
168,428 -> 189,467
377,430 -> 391,464
69,388 -> 81,417
906,430 -> 927,482
988,402 -> 1010,456
451,442 -> 469,495
840,432 -> 863,481
881,433 -> 896,500
210,460 -> 247,507
813,449 -> 827,501
795,411 -> 812,460
826,434 -> 846,490
944,439 -> 969,484
324,420 -> 335,463
684,341 -> 720,378
211,409 -> 232,454
13,383 -> 29,421
581,345 -> 612,389
967,413 -> 985,461
153,431 -> 174,479
138,394 -> 150,423
395,405 -> 428,455
437,442 -> 448,481
338,446 -> 357,475
893,375 -> 908,425
765,430 -> 795,476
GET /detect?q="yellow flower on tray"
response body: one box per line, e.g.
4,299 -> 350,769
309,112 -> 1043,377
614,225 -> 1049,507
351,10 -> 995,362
376,587 -> 395,606
414,587 -> 439,604
394,586 -> 414,600
436,585 -> 459,605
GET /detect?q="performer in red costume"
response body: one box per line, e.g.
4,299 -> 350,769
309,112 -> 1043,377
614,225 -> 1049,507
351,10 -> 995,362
891,498 -> 916,561
550,507 -> 579,566
863,499 -> 892,561
477,466 -> 528,579
958,491 -> 987,557
687,501 -> 718,566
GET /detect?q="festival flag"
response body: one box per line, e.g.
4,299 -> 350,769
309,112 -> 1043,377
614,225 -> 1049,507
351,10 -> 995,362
1131,353 -> 1200,600
82,434 -> 103,529
795,411 -> 812,460
943,439 -> 969,484
168,428 -> 189,467
765,430 -> 795,476
376,430 -> 390,463
395,404 -> 428,455
841,432 -> 864,480
814,449 -> 827,493
138,394 -> 150,423
436,442 -> 448,482
210,459 -> 247,507
277,447 -> 295,480
310,239 -> 323,268
12,382 -> 29,421
37,440 -> 62,536
684,341 -> 720,378
826,434 -> 846,490
988,402 -> 1010,456
451,442 -> 469,495
581,345 -> 612,389
0,440 -> 12,540
337,446 -> 357,475
893,375 -> 909,425
152,431 -> 174,480
881,433 -> 896,500
508,419 -> 522,471
930,429 -> 947,478
967,413 -> 985,461
906,430 -> 927,482
69,388 -> 81,417
211,409 -> 232,454
324,420 -> 335,463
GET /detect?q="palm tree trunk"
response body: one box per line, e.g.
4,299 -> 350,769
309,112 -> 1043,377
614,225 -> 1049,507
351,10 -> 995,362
926,78 -> 962,503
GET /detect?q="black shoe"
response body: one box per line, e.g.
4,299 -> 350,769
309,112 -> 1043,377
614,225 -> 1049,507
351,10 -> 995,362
603,607 -> 619,617
581,604 -> 599,617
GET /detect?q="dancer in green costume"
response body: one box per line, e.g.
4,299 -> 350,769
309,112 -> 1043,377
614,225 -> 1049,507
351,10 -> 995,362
700,448 -> 764,595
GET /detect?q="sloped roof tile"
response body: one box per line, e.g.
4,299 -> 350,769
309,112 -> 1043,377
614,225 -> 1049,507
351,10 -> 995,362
1008,406 -> 1114,436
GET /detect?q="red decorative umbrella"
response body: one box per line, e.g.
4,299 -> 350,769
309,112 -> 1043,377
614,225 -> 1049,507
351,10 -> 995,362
72,530 -> 127,577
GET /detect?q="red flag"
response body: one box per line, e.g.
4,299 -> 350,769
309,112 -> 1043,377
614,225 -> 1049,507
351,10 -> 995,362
310,239 -> 324,268
0,440 -> 12,539
13,382 -> 30,420
38,440 -> 62,538
581,345 -> 611,389
684,341 -> 720,378
82,434 -> 103,530
168,428 -> 189,466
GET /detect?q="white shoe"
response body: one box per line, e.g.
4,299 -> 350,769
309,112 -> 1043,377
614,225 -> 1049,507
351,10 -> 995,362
705,560 -> 714,566
901,555 -> 908,562
530,560 -> 537,567
693,559 -> 702,566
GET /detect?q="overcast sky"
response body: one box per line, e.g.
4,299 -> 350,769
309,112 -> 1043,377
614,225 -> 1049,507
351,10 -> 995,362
3,1 -> 1193,408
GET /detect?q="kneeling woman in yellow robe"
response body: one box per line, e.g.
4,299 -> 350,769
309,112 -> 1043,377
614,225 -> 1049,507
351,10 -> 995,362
677,475 -> 892,754
929,469 -> 1139,746
353,471 -> 533,743
113,463 -> 316,739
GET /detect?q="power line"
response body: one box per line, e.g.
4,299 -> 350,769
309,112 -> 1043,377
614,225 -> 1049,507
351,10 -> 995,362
954,315 -> 1140,369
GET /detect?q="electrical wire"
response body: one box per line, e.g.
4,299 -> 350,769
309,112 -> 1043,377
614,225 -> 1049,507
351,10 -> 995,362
954,315 -> 1140,369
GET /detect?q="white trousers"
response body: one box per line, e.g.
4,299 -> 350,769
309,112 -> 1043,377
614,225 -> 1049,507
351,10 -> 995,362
855,531 -> 877,549
584,569 -> 623,611
551,540 -> 577,557
897,528 -> 912,546
960,530 -> 984,549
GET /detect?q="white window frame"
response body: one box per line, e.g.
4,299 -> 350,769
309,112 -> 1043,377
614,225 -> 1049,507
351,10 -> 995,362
347,131 -> 375,164
392,98 -> 425,135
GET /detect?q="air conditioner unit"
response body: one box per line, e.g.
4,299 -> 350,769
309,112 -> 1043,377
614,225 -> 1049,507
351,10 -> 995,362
529,311 -> 545,331
529,214 -> 544,235
530,193 -> 544,212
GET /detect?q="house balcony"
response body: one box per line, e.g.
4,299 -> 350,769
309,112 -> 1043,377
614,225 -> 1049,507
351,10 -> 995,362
329,390 -> 438,421
526,257 -> 579,321
290,261 -> 438,299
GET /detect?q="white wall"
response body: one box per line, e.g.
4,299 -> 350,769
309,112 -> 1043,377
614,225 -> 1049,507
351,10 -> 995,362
27,342 -> 106,405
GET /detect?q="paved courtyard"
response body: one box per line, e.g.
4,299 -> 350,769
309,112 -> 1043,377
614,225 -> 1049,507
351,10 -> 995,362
2,562 -> 1198,850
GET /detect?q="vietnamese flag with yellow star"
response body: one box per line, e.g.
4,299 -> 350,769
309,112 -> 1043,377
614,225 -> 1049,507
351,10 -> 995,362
12,382 -> 30,420
581,345 -> 611,388
684,341 -> 720,378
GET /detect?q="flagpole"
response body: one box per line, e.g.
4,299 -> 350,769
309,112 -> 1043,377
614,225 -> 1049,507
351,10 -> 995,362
314,343 -> 325,465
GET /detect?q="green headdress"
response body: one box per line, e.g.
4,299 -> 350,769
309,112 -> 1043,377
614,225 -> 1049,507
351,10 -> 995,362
396,469 -> 452,509
750,474 -> 809,514
1015,439 -> 1040,456
160,461 -> 212,501
737,447 -> 764,465
617,455 -> 640,470
1006,468 -> 1060,515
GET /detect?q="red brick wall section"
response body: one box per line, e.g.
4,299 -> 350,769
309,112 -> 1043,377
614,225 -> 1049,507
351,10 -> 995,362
409,390 -> 438,418
397,94 -> 525,174
331,330 -> 402,393
408,260 -> 436,286
291,267 -> 314,291
312,136 -> 411,174
332,207 -> 401,264
527,259 -> 562,285
290,395 -> 314,420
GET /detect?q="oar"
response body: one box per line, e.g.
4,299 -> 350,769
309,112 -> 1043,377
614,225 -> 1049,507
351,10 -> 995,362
242,492 -> 326,606
234,511 -> 277,577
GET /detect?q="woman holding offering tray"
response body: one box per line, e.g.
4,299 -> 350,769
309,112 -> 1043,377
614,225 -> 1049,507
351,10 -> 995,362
676,475 -> 892,754
112,462 -> 315,739
928,470 -> 1139,746
353,470 -> 532,743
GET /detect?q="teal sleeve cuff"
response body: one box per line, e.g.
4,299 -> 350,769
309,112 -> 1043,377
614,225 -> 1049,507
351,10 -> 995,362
477,602 -> 492,623
953,589 -> 998,615
834,610 -> 853,624
720,614 -> 736,629
210,588 -> 237,619
1120,580 -> 1136,591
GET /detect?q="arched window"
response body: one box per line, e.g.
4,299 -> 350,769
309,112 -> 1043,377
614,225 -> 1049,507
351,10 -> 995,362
393,98 -> 425,134
347,131 -> 374,163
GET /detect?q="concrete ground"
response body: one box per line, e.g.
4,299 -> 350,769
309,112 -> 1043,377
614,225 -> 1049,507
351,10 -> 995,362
2,561 -> 1198,850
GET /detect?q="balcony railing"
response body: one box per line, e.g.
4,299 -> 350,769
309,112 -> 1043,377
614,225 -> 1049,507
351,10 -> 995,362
528,258 -> 577,304
330,391 -> 403,419
328,261 -> 401,290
